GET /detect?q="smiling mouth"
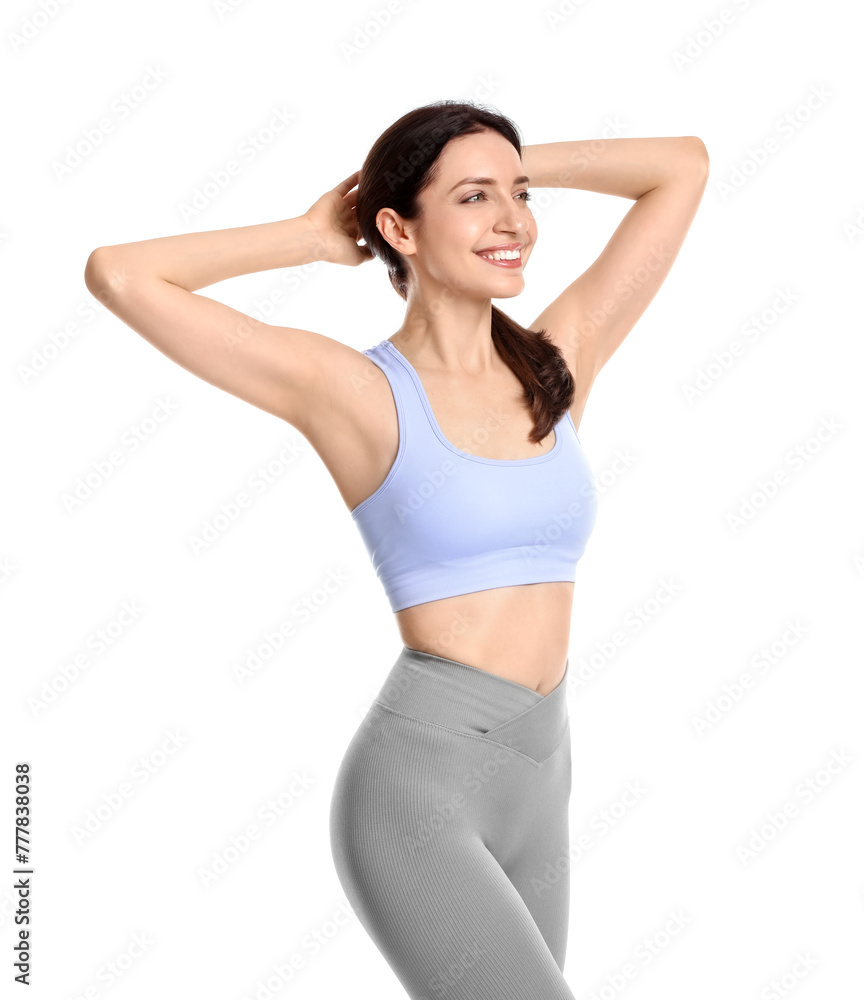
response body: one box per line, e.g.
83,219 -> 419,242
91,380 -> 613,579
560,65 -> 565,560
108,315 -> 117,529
474,249 -> 523,268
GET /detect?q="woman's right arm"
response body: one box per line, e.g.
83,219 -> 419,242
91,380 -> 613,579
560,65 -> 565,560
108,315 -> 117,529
83,172 -> 375,431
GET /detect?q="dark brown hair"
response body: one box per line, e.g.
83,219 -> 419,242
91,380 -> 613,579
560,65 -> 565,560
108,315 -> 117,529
355,100 -> 574,445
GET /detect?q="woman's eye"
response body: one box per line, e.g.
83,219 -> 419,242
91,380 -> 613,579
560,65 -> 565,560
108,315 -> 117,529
463,191 -> 533,203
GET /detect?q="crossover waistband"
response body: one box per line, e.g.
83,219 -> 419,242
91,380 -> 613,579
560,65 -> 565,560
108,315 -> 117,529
373,646 -> 570,765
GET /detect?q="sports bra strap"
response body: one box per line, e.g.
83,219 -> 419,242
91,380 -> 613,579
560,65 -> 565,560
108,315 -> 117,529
365,340 -> 441,445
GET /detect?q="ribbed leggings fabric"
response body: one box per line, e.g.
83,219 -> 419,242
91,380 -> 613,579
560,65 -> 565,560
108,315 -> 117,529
329,645 -> 576,999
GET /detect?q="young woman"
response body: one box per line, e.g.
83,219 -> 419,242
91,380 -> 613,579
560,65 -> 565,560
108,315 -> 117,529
85,101 -> 708,999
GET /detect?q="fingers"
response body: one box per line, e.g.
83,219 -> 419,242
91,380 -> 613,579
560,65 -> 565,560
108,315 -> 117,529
333,170 -> 362,197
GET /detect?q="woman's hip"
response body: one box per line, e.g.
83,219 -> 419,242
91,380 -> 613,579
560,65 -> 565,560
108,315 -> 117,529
329,645 -> 572,853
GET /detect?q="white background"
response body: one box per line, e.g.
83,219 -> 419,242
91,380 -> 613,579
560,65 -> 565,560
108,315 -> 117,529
3,0 -> 863,997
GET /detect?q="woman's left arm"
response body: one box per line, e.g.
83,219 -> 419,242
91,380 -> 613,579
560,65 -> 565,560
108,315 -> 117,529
522,136 -> 709,382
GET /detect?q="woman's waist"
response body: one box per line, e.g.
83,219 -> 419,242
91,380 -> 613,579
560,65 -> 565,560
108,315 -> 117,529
393,581 -> 572,696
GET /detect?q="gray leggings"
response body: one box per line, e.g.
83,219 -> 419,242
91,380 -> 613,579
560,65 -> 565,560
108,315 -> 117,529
330,645 -> 576,999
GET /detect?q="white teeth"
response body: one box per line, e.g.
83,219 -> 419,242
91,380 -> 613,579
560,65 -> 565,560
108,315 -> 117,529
478,249 -> 521,261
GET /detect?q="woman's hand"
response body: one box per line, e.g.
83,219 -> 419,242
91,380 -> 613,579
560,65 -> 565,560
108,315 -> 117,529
304,171 -> 375,267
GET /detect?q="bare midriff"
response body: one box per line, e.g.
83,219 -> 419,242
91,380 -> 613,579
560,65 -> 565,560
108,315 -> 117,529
393,580 -> 574,697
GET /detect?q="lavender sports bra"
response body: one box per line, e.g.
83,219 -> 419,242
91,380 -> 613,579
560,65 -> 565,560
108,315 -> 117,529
350,338 -> 598,613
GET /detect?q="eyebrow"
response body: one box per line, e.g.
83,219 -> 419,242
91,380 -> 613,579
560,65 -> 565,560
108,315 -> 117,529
448,175 -> 531,194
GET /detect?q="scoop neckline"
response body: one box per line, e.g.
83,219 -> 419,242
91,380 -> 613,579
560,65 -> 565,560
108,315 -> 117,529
383,338 -> 564,467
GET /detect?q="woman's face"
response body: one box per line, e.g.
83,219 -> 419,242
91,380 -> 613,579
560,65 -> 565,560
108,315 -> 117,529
381,129 -> 538,302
